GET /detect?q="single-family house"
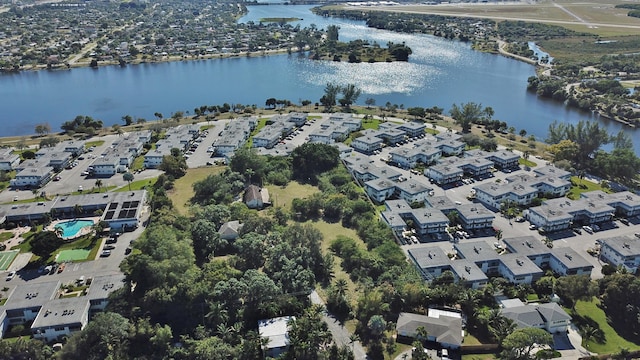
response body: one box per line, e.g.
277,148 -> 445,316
396,311 -> 463,349
259,316 -> 294,358
218,220 -> 243,241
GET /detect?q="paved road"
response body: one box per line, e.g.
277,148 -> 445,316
310,290 -> 369,360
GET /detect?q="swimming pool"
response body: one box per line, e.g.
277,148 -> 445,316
55,219 -> 94,238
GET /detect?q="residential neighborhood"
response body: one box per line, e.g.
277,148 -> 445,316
0,109 -> 637,360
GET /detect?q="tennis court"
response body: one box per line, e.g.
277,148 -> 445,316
0,250 -> 19,271
56,249 -> 90,262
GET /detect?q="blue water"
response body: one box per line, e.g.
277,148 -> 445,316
55,219 -> 94,238
0,5 -> 637,154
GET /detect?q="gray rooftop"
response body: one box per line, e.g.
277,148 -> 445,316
31,297 -> 90,329
450,260 -> 488,282
549,248 -> 593,270
395,179 -> 432,195
381,210 -> 408,228
457,203 -> 495,222
533,165 -> 571,179
411,207 -> 449,226
385,199 -> 412,213
16,166 -> 53,178
86,274 -> 126,301
454,240 -> 499,262
409,246 -> 451,269
502,236 -> 550,257
427,196 -> 457,212
365,178 -> 396,191
500,254 -> 544,277
4,281 -> 59,311
598,235 -> 640,258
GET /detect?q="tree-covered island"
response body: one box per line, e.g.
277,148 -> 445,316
309,25 -> 412,63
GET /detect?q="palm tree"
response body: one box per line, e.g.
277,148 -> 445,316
123,172 -> 134,191
95,179 -> 103,193
415,325 -> 428,343
335,278 -> 348,298
73,204 -> 83,219
348,333 -> 360,352
580,325 -> 598,349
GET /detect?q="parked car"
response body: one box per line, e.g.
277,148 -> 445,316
57,263 -> 66,273
573,227 -> 582,234
529,224 -> 537,230
6,271 -> 16,281
103,245 -> 115,250
106,238 -> 117,244
515,217 -> 525,223
635,233 -> 640,238
620,218 -> 630,225
100,250 -> 111,257
583,226 -> 594,234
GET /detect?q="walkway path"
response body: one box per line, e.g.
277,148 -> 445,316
309,290 -> 369,359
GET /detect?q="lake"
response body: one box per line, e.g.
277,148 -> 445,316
0,5 -> 637,153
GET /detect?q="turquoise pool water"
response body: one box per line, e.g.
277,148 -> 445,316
55,220 -> 94,238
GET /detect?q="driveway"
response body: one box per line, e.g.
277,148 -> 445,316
310,290 -> 369,360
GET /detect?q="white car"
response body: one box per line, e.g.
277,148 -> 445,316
6,271 -> 16,281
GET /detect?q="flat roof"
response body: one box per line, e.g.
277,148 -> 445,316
409,246 -> 451,269
381,210 -> 407,228
598,235 -> 640,258
450,260 -> 488,282
454,240 -> 499,262
259,316 -> 293,349
411,207 -> 449,225
533,165 -> 571,179
457,203 -> 495,221
502,236 -> 550,257
86,274 -> 126,301
550,248 -> 593,269
4,281 -> 59,311
31,297 -> 89,329
500,254 -> 543,277
395,179 -> 431,195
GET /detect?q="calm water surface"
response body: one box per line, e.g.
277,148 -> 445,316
1,5 -> 637,153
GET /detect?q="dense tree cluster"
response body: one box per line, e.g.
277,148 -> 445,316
546,120 -> 640,183
60,115 -> 104,135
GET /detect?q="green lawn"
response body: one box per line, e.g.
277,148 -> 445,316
115,177 -> 158,192
85,140 -> 105,148
362,118 -> 381,130
567,176 -> 612,200
267,181 -> 319,210
518,158 -> 537,167
167,166 -> 226,215
462,354 -> 497,360
245,117 -> 269,148
571,297 -> 640,355
130,155 -> 145,171
0,232 -> 13,242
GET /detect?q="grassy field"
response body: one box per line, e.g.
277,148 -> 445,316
167,166 -> 226,215
567,176 -> 611,200
518,157 -> 537,167
571,297 -> 640,354
267,181 -> 319,210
